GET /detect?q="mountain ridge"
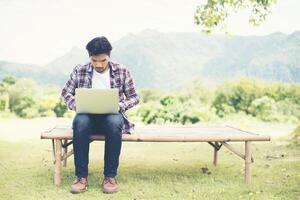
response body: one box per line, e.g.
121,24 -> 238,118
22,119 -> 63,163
1,30 -> 299,88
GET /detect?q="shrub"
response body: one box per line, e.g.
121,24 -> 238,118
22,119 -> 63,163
275,100 -> 300,120
0,96 -> 6,111
22,107 -> 40,119
137,95 -> 212,125
248,96 -> 276,121
289,123 -> 300,147
212,78 -> 300,122
38,96 -> 59,117
212,78 -> 264,117
10,96 -> 38,118
54,99 -> 68,117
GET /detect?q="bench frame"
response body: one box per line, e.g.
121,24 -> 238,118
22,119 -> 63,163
42,126 -> 270,187
51,139 -> 254,186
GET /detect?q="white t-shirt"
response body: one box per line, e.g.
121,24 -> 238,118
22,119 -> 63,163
92,68 -> 111,89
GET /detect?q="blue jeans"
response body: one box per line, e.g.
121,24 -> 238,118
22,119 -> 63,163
72,113 -> 124,177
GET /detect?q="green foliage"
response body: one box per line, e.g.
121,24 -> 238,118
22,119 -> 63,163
1,76 -> 16,85
139,89 -> 163,103
212,78 -> 261,117
8,78 -> 39,111
182,82 -> 211,104
137,94 -> 213,125
275,100 -> 300,120
289,123 -> 300,147
0,77 -> 14,112
212,78 -> 300,123
54,98 -> 68,117
0,95 -> 6,111
0,75 -> 299,125
135,77 -> 300,125
194,0 -> 277,33
249,96 -> 276,121
10,96 -> 38,118
0,76 -> 64,119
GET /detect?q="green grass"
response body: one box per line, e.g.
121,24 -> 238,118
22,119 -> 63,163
0,134 -> 299,200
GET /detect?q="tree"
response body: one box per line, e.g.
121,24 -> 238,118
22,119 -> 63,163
0,76 -> 17,112
2,76 -> 16,86
53,98 -> 68,117
194,0 -> 277,33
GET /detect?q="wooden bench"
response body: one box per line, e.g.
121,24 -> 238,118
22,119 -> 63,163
40,125 -> 270,186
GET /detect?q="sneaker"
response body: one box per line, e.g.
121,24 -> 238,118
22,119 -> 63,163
70,177 -> 88,194
102,176 -> 119,194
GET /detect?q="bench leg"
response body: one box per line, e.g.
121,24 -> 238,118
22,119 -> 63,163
245,141 -> 252,184
213,142 -> 218,166
54,139 -> 62,187
63,139 -> 68,167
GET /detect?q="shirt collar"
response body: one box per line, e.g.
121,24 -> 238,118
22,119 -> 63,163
108,61 -> 117,72
87,62 -> 93,72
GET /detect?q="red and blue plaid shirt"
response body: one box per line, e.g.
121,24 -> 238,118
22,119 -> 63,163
61,60 -> 140,134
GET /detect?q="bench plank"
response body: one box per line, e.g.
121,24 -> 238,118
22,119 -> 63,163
41,125 -> 270,142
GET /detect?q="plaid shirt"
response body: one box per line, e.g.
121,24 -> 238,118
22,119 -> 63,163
61,60 -> 140,134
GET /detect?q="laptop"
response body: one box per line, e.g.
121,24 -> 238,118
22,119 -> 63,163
75,88 -> 119,114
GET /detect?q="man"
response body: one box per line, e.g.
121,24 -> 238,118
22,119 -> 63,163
61,36 -> 139,194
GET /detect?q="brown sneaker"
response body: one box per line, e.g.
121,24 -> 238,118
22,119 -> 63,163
70,177 -> 88,194
102,177 -> 119,194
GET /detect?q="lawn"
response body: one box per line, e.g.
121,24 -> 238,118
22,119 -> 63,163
0,118 -> 299,200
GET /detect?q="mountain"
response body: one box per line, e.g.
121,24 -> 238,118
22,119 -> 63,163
0,61 -> 45,81
1,30 -> 300,89
201,31 -> 300,82
44,46 -> 88,76
112,30 -> 224,88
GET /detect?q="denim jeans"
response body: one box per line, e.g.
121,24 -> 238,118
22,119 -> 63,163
72,113 -> 124,178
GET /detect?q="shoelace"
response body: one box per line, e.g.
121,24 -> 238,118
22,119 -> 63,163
104,177 -> 117,184
75,177 -> 87,184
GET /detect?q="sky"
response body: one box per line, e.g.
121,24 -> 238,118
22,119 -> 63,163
0,0 -> 299,65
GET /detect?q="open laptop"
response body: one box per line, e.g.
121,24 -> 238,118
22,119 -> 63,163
75,88 -> 119,114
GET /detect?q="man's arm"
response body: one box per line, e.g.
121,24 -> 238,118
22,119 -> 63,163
119,69 -> 139,112
61,68 -> 78,111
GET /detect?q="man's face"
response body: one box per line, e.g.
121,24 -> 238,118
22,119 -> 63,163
90,54 -> 109,73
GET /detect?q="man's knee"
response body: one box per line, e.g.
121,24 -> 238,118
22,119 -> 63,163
103,113 -> 124,133
72,114 -> 93,132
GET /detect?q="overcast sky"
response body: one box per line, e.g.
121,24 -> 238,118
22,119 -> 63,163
0,0 -> 299,65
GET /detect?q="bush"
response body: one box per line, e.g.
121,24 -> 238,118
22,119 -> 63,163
38,96 -> 59,117
139,89 -> 163,103
8,78 -> 39,110
10,96 -> 39,118
289,123 -> 300,147
1,76 -> 299,123
0,96 -> 6,111
137,95 -> 213,125
275,100 -> 300,120
249,96 -> 276,121
212,78 -> 300,122
137,101 -> 163,124
212,78 -> 262,117
22,107 -> 40,118
54,99 -> 68,117
63,110 -> 75,118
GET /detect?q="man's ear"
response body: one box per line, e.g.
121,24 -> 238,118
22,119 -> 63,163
107,51 -> 111,57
